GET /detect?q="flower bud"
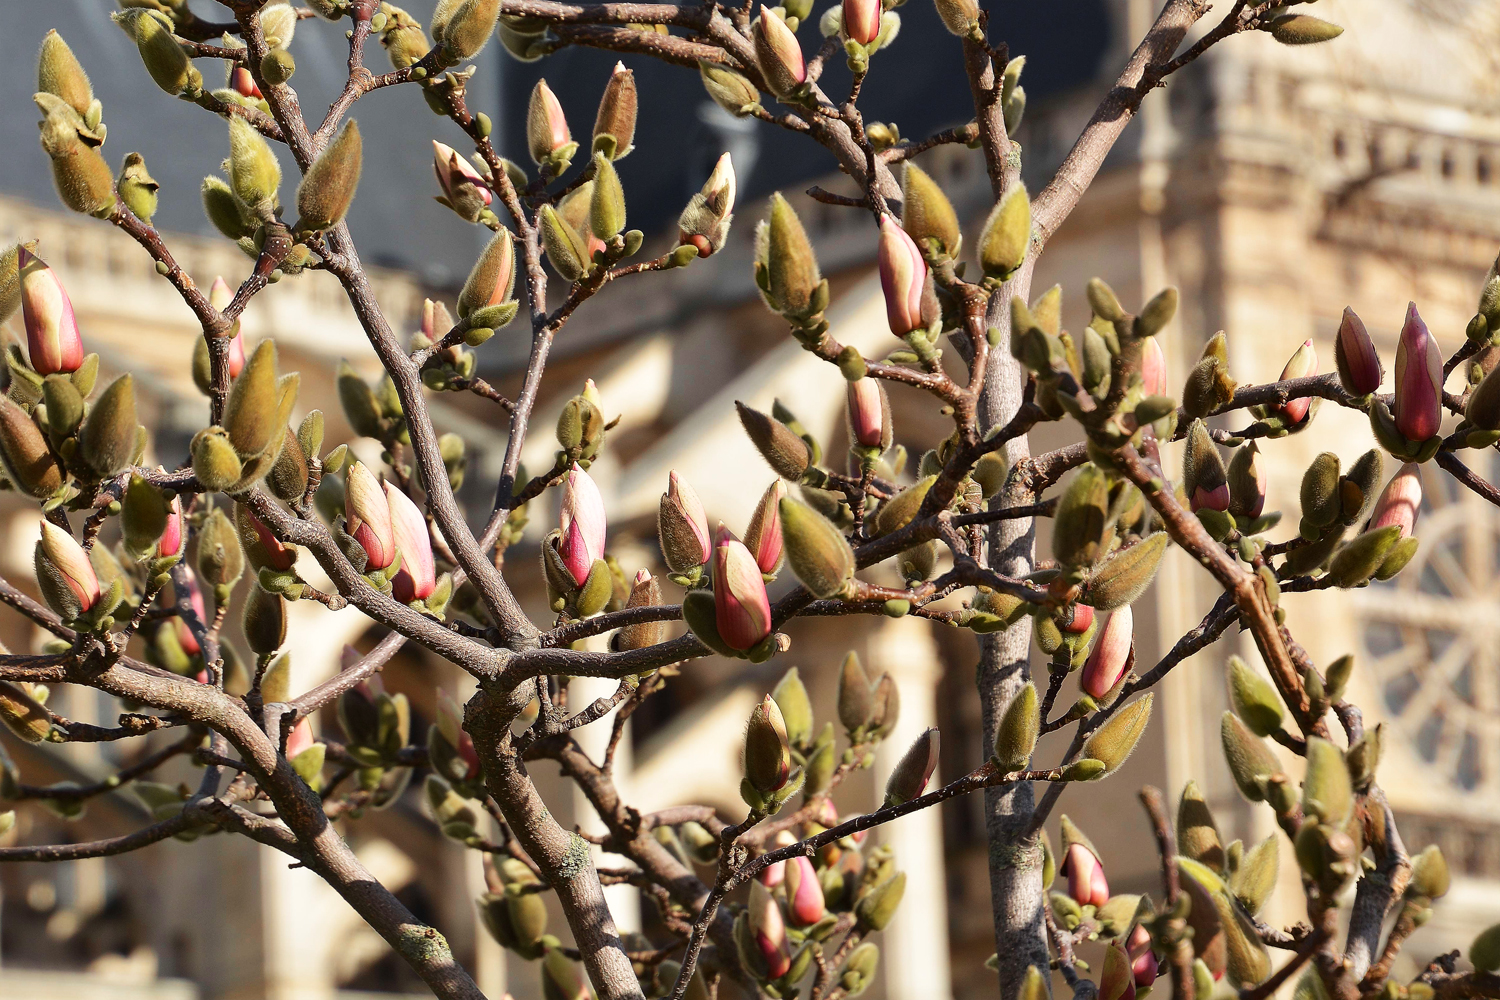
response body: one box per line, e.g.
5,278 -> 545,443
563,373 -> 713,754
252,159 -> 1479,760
753,9 -> 806,98
121,474 -> 168,558
117,9 -> 199,95
458,229 -> 517,319
437,0 -> 500,59
0,394 -> 63,498
1227,656 -> 1283,738
236,503 -> 296,573
1100,942 -> 1136,1000
431,140 -> 493,223
768,667 -> 813,751
744,479 -> 787,575
1278,339 -> 1318,426
558,464 -> 606,587
0,680 -> 51,743
678,152 -> 736,257
38,31 -> 94,117
1226,442 -> 1266,520
837,651 -> 874,733
884,727 -> 938,806
296,119 -> 362,231
1368,462 -> 1421,538
784,855 -> 825,925
877,216 -> 926,336
900,163 -> 960,258
1268,13 -> 1344,44
201,175 -> 257,240
1231,835 -> 1279,916
1302,736 -> 1353,827
1140,334 -> 1167,397
842,0 -> 881,45
1184,420 -> 1229,513
713,525 -> 773,650
1054,464 -> 1112,567
613,570 -> 667,651
19,248 -> 83,376
542,948 -> 592,1000
855,870 -> 905,931
1081,606 -> 1132,701
224,340 -> 281,459
1408,844 -> 1450,901
846,377 -> 891,449
993,681 -> 1038,771
80,374 -> 139,478
386,483 -> 435,602
979,183 -> 1030,280
243,582 -> 286,655
1082,693 -> 1152,777
779,497 -> 855,598
539,204 -> 590,282
191,427 -> 243,491
593,62 -> 637,160
1085,532 -> 1169,611
227,116 -> 281,211
1300,451 -> 1342,530
1394,303 -> 1443,442
745,695 -> 792,793
1220,711 -> 1279,803
589,152 -> 627,240
117,152 -> 159,224
38,521 -> 99,613
346,461 -> 396,571
1335,307 -> 1382,395
659,471 -> 712,573
197,507 -> 245,599
933,0 -> 979,36
527,80 -> 573,168
756,193 -> 823,319
746,880 -> 792,979
699,61 -> 759,117
1059,827 -> 1109,909
737,401 -> 811,480
1176,780 -> 1224,872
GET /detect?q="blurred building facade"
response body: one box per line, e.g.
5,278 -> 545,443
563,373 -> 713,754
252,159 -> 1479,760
3,1 -> 1500,999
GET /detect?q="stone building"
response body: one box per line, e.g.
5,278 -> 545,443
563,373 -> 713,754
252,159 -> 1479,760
2,1 -> 1499,999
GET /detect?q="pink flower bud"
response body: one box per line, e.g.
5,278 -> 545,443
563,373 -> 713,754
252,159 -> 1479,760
713,524 -> 772,650
745,479 -> 787,576
1394,303 -> 1444,442
209,276 -> 246,379
1100,941 -> 1137,1000
1369,462 -> 1421,538
1061,841 -> 1109,908
230,66 -> 262,99
1081,606 -> 1132,700
530,80 -> 572,158
159,495 -> 184,559
1060,603 -> 1094,635
345,462 -> 396,571
843,0 -> 882,45
19,248 -> 83,376
1335,307 -> 1382,396
432,140 -> 493,208
759,830 -> 797,887
175,573 -> 207,657
704,151 -> 736,219
1140,335 -> 1167,397
753,8 -> 806,96
1278,339 -> 1317,425
558,464 -> 607,587
749,880 -> 791,980
846,378 -> 888,449
1127,923 -> 1158,989
286,718 -> 315,759
245,507 -> 297,572
1191,482 -> 1231,513
877,215 -> 926,336
663,470 -> 712,567
39,521 -> 99,610
437,690 -> 481,780
785,855 -> 826,925
386,483 -> 436,602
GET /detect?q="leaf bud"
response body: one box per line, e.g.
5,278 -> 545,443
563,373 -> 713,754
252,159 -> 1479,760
1176,780 -> 1225,872
227,117 -> 281,215
1227,656 -> 1283,738
191,427 -> 243,491
224,340 -> 281,459
778,496 -> 854,598
539,204 -> 589,282
296,119 -> 362,231
80,374 -> 139,477
854,871 -> 905,932
770,666 -> 814,749
1135,286 -> 1178,338
1053,463 -> 1111,568
1407,844 -> 1450,901
589,152 -> 627,240
1301,736 -> 1354,827
1220,711 -> 1280,803
202,175 -> 257,240
1081,693 -> 1152,777
979,183 -> 1030,281
993,682 -> 1038,772
117,152 -> 159,224
699,61 -> 759,117
0,681 -> 51,743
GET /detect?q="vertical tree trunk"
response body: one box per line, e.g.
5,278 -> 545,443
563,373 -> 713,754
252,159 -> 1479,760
976,265 -> 1051,996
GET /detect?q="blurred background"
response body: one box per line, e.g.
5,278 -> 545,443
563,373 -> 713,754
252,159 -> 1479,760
2,1 -> 1499,998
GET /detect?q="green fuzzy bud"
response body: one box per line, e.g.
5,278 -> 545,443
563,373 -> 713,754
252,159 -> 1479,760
884,728 -> 939,806
539,204 -> 589,282
744,695 -> 792,794
1227,656 -> 1284,738
993,681 -> 1038,772
1177,779 -> 1225,872
37,110 -> 116,216
1053,464 -> 1111,568
242,583 -> 286,654
337,361 -> 383,438
1300,452 -> 1342,528
438,0 -> 500,59
1081,693 -> 1152,777
1301,736 -> 1353,827
1408,844 -> 1450,900
227,116 -> 281,211
458,230 -> 518,320
575,558 -> 614,617
225,341 -> 280,458
737,401 -> 811,480
1183,419 -> 1227,504
1329,524 -> 1401,588
855,871 -> 905,932
202,175 -> 257,240
119,10 -> 199,95
868,673 -> 900,740
197,507 -> 245,599
699,61 -> 759,117
803,734 -> 836,796
771,666 -> 814,749
759,193 -> 823,318
1135,286 -> 1178,338
81,374 -> 139,477
1269,14 -> 1344,44
260,47 -> 296,85
779,496 -> 854,598
872,474 -> 935,537
1086,277 -> 1124,323
901,163 -> 960,257
837,651 -> 874,734
296,120 -> 362,231
0,681 -> 51,743
1182,355 -> 1237,419
589,152 -> 627,239
979,183 -> 1030,280
1086,532 -> 1168,610
973,450 -> 1008,499
837,345 -> 867,381
1230,835 -> 1278,915
38,31 -> 94,117
268,427 -> 309,502
1473,924 -> 1500,974
0,243 -> 24,326
1221,711 -> 1280,803
121,475 -> 168,557
1017,966 -> 1046,1000
0,394 -> 62,498
191,427 -> 243,492
117,152 -> 159,224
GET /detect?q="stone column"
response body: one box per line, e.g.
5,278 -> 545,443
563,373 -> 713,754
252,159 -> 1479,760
869,617 -> 952,1000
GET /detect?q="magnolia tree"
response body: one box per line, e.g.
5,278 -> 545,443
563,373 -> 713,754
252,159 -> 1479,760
4,1 -> 1500,999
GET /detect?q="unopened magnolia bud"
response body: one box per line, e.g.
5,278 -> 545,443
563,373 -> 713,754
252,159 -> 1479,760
593,63 -> 637,159
0,680 -> 51,743
1394,303 -> 1443,444
1227,443 -> 1267,520
197,508 -> 246,598
877,216 -> 926,336
933,0 -> 979,36
994,682 -> 1038,771
744,479 -> 787,575
346,461 -> 397,571
1228,656 -> 1283,737
0,394 -> 63,498
117,152 -> 159,223
980,183 -> 1030,280
243,582 -> 286,654
855,871 -> 905,931
770,666 -> 813,749
1329,524 -> 1401,588
121,474 -> 169,558
659,471 -> 712,572
80,374 -> 138,478
539,204 -> 589,282
1408,844 -> 1450,900
838,651 -> 874,733
1221,711 -> 1279,803
712,526 -> 772,651
1053,464 -> 1111,568
884,727 -> 939,805
1176,780 -> 1225,872
699,61 -> 759,116
119,9 -> 198,94
757,193 -> 822,319
872,475 -> 935,538
191,427 -> 243,491
202,175 -> 257,240
438,0 -> 500,59
1334,307 -> 1382,396
737,401 -> 811,480
589,152 -> 627,239
779,496 -> 854,598
1301,736 -> 1353,826
1269,14 -> 1344,45
1081,693 -> 1152,777
38,31 -> 94,117
1080,606 -> 1132,700
296,119 -> 361,231
224,340 -> 281,460
20,248 -> 84,376
227,118 -> 281,215
458,229 -> 518,319
1230,834 -> 1278,916
753,9 -> 806,98
527,80 -> 573,168
846,377 -> 892,450
745,695 -> 793,794
901,163 -> 960,258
